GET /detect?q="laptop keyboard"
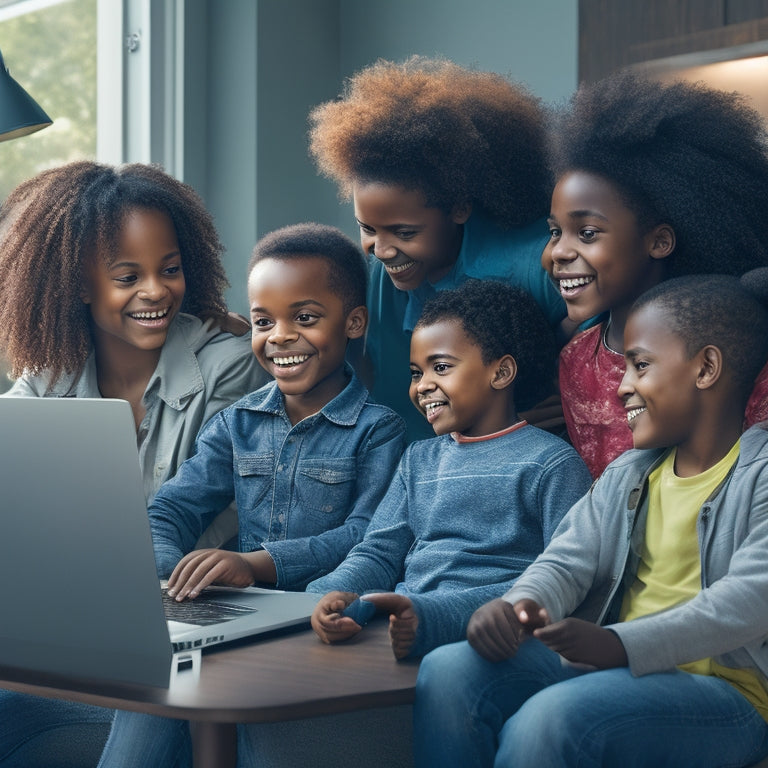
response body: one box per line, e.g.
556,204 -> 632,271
162,588 -> 257,626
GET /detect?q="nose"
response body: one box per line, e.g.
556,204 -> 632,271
267,320 -> 299,345
617,365 -> 634,401
361,232 -> 398,262
138,275 -> 169,302
415,373 -> 436,394
547,234 -> 577,266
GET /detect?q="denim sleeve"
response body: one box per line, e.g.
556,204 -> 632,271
149,411 -> 238,578
264,412 -> 407,590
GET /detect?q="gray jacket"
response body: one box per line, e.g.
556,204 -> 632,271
504,424 -> 768,679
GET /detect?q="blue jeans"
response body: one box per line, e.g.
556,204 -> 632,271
97,712 -> 190,768
414,639 -> 768,768
0,691 -> 111,767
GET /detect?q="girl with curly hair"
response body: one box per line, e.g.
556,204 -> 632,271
542,71 -> 768,477
309,56 -> 565,441
0,160 -> 267,765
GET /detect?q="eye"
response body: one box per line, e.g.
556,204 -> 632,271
410,368 -> 422,382
356,220 -> 374,234
296,312 -> 319,324
580,228 -> 598,242
433,362 -> 451,374
395,230 -> 417,241
163,264 -> 182,276
252,317 -> 273,329
548,226 -> 561,240
634,360 -> 649,372
114,274 -> 138,285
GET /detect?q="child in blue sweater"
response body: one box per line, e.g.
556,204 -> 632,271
307,279 -> 591,660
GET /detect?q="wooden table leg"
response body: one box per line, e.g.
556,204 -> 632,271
191,721 -> 237,768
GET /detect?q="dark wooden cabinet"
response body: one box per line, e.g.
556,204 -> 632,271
579,0 -> 768,82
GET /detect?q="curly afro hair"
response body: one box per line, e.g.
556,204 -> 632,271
549,70 -> 768,277
308,56 -> 550,228
415,279 -> 557,411
632,270 -> 768,401
248,222 -> 368,313
0,161 -> 229,384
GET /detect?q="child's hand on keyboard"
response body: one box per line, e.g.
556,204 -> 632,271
167,549 -> 260,601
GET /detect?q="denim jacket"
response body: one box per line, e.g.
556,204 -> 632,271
150,369 -> 407,589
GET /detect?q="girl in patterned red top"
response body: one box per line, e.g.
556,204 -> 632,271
543,70 -> 768,477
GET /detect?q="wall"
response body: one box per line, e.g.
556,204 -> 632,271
197,0 -> 578,314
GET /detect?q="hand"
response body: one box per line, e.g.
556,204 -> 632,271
311,591 -> 363,645
534,619 -> 628,669
467,598 -> 550,662
362,593 -> 418,660
166,549 -> 256,600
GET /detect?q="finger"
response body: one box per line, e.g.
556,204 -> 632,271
175,554 -> 228,600
168,551 -> 212,597
360,592 -> 409,616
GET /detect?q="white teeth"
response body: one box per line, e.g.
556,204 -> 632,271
424,401 -> 447,411
559,276 -> 594,289
271,355 -> 309,366
627,407 -> 646,423
385,261 -> 415,274
131,308 -> 169,319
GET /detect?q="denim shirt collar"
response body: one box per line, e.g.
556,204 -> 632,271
239,364 -> 369,427
45,314 -> 214,410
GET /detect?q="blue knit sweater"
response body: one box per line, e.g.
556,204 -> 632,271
307,424 -> 592,657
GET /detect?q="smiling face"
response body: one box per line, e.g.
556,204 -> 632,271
353,181 -> 470,291
409,319 -> 511,437
82,207 -> 185,358
618,304 -> 704,453
248,256 -> 367,423
541,171 -> 672,334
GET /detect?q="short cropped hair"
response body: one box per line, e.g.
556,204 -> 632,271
309,56 -> 550,227
631,270 -> 768,399
415,280 -> 557,410
549,70 -> 768,277
248,223 -> 367,313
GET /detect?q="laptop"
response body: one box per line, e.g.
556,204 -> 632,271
0,397 -> 320,689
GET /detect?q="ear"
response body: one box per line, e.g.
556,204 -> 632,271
648,224 -> 676,261
345,305 -> 368,340
491,354 -> 517,391
695,345 -> 723,390
450,201 -> 472,225
80,283 -> 92,305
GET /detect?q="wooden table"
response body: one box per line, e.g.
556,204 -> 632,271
0,619 -> 419,768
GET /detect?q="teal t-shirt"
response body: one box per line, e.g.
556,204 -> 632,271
363,214 -> 565,441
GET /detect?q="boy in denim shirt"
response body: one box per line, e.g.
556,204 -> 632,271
307,280 -> 591,660
149,222 -> 406,595
99,223 -> 406,767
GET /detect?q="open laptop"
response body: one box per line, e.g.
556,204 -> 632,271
0,397 -> 320,689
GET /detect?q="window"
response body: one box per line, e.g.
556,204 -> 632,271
0,0 -> 97,201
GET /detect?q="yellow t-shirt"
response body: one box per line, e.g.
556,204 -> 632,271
619,442 -> 768,720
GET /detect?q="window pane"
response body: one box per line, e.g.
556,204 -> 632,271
0,0 -> 97,201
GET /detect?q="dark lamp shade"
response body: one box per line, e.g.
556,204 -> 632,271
0,50 -> 52,142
